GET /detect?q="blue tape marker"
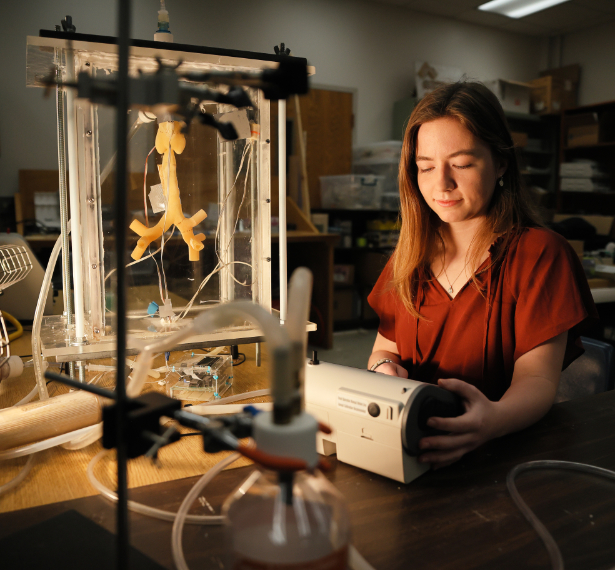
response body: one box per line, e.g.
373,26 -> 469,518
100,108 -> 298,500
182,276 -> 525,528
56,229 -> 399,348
243,405 -> 262,416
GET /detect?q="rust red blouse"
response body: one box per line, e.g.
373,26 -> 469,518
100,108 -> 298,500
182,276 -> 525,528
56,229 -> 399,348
368,227 -> 598,401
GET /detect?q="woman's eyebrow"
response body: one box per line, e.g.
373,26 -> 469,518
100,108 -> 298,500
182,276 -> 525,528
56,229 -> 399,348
416,149 -> 479,162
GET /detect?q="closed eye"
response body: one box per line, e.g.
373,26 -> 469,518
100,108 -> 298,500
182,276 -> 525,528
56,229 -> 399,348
454,164 -> 473,169
419,167 -> 434,173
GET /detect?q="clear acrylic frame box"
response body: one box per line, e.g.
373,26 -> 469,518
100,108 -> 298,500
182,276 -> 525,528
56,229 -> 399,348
26,34 -> 275,362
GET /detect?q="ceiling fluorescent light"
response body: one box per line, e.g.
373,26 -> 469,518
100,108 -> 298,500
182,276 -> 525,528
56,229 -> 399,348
478,0 -> 571,19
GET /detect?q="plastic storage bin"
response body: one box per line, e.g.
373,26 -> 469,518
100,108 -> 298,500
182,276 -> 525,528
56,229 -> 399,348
320,175 -> 384,210
353,141 -> 402,207
353,141 -> 402,163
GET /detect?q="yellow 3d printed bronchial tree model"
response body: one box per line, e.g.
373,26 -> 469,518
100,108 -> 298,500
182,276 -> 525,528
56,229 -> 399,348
129,120 -> 207,262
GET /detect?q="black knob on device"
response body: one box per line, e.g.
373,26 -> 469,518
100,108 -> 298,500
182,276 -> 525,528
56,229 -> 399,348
401,385 -> 465,456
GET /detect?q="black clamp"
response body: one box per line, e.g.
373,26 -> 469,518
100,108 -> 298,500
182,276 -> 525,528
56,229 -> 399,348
274,43 -> 291,56
61,15 -> 76,33
174,409 -> 254,454
44,370 -> 182,460
102,391 -> 182,459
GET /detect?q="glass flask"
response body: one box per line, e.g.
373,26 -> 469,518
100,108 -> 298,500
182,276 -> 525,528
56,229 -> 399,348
223,468 -> 351,569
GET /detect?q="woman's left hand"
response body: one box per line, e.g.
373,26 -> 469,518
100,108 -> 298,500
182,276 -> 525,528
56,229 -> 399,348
418,378 -> 500,470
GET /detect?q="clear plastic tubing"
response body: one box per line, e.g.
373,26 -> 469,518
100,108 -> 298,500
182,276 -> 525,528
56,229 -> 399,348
128,321 -> 201,398
285,267 -> 312,347
189,402 -> 272,416
284,267 -> 313,409
0,425 -> 95,460
507,460 -> 615,570
61,423 -> 102,450
206,302 -> 291,407
278,99 -> 287,324
188,389 -> 270,414
169,453 -> 376,570
171,452 -> 241,570
32,226 -> 70,402
64,53 -> 86,344
87,449 -> 236,525
13,385 -> 39,408
129,301 -> 289,399
0,455 -> 36,498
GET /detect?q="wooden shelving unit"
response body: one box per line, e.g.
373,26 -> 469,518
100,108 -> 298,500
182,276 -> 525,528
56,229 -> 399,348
557,100 -> 615,214
505,111 -> 560,211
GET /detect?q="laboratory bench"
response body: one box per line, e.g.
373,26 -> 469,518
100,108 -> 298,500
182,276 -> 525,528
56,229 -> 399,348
1,334 -> 615,569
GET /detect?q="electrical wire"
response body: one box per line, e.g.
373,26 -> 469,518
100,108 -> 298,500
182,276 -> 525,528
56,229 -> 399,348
232,352 -> 246,366
106,138 -> 255,321
143,144 -> 167,304
215,142 -> 255,287
177,141 -> 255,320
158,138 -> 173,303
104,244 -> 164,283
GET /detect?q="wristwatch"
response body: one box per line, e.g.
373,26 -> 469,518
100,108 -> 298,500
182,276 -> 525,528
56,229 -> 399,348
369,358 -> 396,372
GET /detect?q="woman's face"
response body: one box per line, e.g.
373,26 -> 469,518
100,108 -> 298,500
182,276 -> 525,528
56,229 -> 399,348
415,116 -> 506,227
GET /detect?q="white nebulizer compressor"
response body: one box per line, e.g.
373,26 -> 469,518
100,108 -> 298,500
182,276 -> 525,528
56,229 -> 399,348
304,355 -> 464,483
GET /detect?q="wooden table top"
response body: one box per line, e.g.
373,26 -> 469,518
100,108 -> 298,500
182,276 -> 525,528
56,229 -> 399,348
1,391 -> 615,569
3,331 -> 615,569
0,334 -> 270,514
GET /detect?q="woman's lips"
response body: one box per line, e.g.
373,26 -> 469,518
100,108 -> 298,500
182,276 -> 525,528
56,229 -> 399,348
435,199 -> 460,207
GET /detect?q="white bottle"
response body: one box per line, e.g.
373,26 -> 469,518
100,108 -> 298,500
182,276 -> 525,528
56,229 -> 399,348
154,0 -> 173,43
223,468 -> 351,569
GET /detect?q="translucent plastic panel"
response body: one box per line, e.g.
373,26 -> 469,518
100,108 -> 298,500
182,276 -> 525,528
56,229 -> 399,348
26,37 -> 272,359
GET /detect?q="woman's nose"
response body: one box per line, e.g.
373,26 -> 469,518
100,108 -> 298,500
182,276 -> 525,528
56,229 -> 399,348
435,164 -> 455,192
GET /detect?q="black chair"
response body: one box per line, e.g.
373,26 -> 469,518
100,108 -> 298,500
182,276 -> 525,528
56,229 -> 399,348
556,337 -> 615,403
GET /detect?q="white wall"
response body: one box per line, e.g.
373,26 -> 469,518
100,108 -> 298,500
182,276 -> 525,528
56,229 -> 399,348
562,20 -> 615,107
0,0 -> 547,197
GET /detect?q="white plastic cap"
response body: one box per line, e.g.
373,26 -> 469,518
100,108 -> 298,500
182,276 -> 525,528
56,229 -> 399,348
253,411 -> 319,469
7,355 -> 23,378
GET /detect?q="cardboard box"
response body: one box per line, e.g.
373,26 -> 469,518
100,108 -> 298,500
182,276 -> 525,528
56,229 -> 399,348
530,76 -> 577,114
333,264 -> 355,285
553,214 -> 615,237
531,65 -> 579,114
539,64 -> 580,93
511,132 -> 528,148
567,239 -> 584,258
566,113 -> 599,147
485,79 -> 531,114
311,212 -> 329,233
587,277 -> 615,289
333,289 -> 355,322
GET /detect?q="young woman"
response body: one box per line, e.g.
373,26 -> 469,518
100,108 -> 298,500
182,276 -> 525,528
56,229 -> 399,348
367,81 -> 597,469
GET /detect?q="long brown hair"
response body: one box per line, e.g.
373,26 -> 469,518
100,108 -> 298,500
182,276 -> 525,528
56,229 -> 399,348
392,81 -> 541,318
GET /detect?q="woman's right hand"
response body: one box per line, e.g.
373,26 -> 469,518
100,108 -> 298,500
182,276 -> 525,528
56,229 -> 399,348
374,361 -> 409,378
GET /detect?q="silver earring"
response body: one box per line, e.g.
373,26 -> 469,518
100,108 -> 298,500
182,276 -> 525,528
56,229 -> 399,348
499,177 -> 504,187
